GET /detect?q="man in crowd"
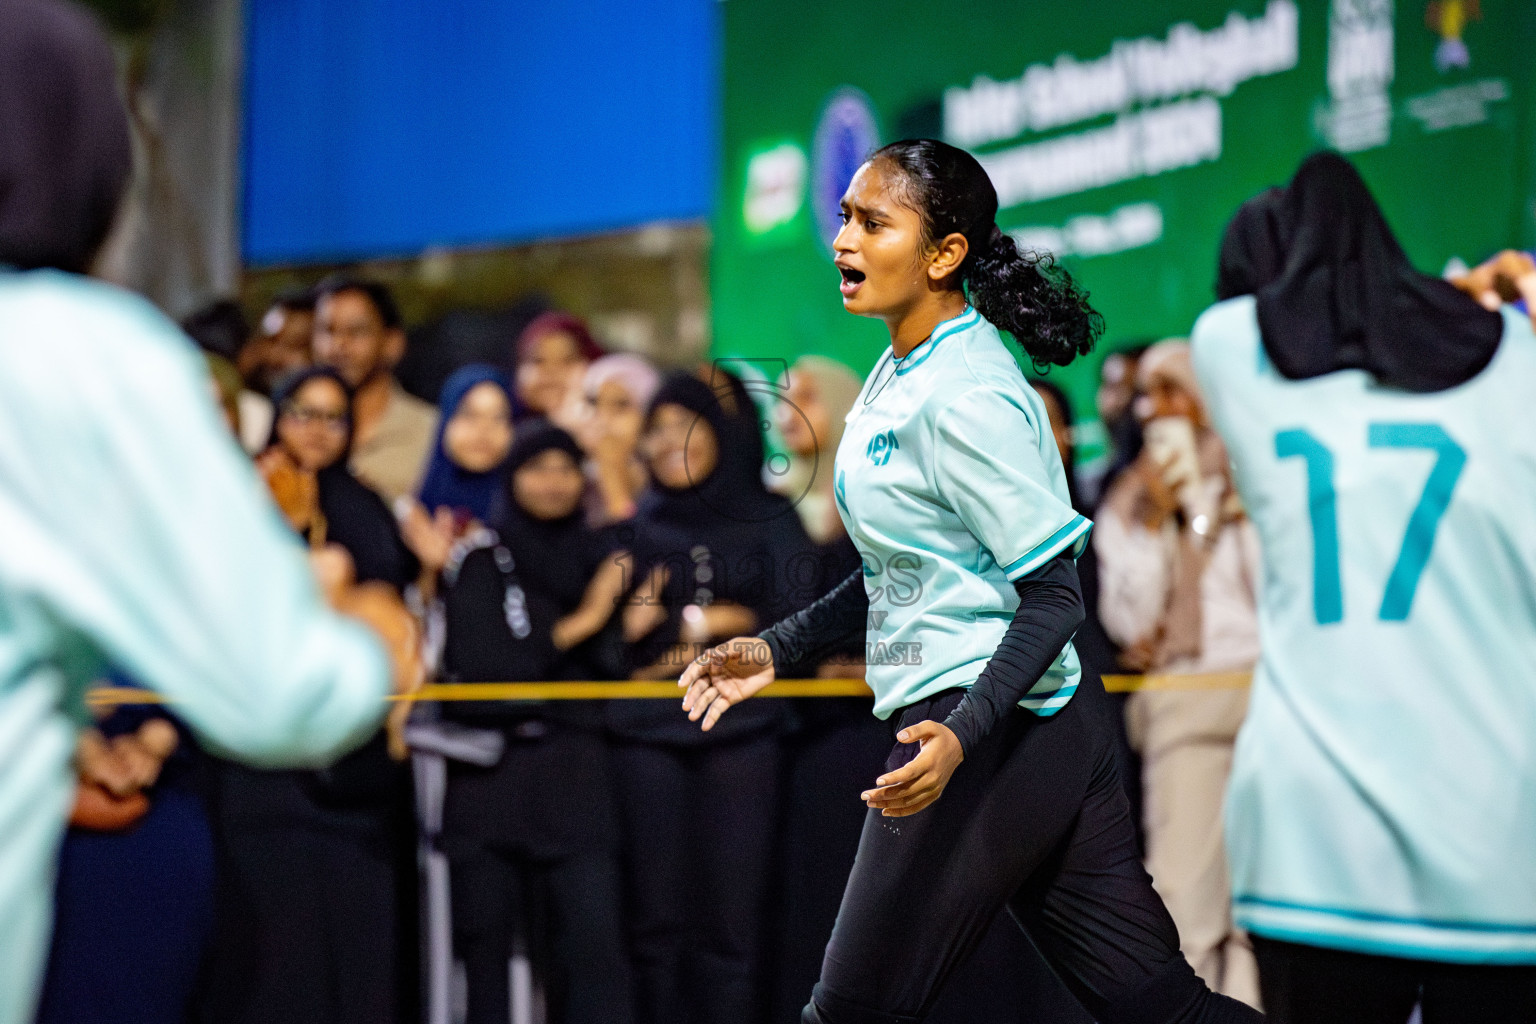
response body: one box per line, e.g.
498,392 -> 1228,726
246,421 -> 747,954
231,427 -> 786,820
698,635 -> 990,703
232,289 -> 317,452
312,275 -> 438,503
240,288 -> 316,394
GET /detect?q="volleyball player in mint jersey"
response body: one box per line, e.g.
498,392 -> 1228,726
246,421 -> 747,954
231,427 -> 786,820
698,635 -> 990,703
1196,153 -> 1536,1021
679,140 -> 1262,1024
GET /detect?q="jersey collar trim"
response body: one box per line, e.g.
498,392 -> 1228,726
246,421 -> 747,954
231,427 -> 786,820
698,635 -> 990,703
894,306 -> 980,376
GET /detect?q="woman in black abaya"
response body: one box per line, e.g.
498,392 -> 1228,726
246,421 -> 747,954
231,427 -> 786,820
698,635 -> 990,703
198,367 -> 417,1024
614,370 -> 822,1024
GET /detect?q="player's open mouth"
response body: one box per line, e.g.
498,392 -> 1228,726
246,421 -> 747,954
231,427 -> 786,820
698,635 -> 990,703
838,265 -> 865,297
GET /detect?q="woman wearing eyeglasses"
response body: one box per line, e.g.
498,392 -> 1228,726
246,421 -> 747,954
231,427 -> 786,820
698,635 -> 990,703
259,366 -> 419,589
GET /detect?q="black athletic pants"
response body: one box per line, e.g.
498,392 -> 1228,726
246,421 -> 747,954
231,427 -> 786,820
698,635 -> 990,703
445,722 -> 633,1024
801,688 -> 1264,1024
1253,935 -> 1536,1023
613,732 -> 781,1024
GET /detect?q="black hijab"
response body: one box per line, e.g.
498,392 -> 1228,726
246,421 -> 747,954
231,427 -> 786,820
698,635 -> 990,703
1215,187 -> 1286,302
1254,152 -> 1502,393
268,366 -> 418,588
632,369 -> 814,640
619,371 -> 811,742
0,0 -> 132,274
495,419 -> 608,610
637,370 -> 797,528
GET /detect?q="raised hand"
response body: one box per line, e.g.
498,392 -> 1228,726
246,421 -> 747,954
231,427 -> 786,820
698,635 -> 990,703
395,497 -> 458,574
310,544 -> 357,605
257,447 -> 320,535
1452,249 -> 1536,313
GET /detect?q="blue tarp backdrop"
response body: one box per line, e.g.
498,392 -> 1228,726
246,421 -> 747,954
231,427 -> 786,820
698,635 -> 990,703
242,0 -> 717,265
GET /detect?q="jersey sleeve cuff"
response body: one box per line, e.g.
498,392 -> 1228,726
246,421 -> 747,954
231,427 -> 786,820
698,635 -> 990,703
998,515 -> 1093,582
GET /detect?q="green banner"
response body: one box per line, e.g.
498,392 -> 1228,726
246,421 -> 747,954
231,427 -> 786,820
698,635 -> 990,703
712,0 -> 1536,465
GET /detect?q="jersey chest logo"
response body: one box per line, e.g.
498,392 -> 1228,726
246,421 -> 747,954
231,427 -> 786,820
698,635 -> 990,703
866,428 -> 899,466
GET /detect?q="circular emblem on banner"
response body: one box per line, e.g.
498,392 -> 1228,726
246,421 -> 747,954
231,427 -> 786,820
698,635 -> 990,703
811,88 -> 880,247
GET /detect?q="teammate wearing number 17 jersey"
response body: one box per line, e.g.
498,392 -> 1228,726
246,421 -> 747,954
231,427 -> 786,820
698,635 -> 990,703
1194,153 -> 1536,1021
679,140 -> 1261,1024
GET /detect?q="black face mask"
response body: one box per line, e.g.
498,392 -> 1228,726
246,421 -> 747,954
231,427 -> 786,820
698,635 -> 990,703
0,0 -> 132,275
1254,152 -> 1502,394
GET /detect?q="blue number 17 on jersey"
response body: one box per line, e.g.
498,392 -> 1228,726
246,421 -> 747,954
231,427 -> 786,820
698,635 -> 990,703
1275,422 -> 1466,624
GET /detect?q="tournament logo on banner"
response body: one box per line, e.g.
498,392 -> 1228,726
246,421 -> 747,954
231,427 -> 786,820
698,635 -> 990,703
811,88 -> 880,248
1426,0 -> 1479,72
1324,0 -> 1395,152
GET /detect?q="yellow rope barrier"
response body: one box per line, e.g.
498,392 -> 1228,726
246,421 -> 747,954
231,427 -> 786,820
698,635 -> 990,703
386,679 -> 875,702
84,679 -> 874,708
86,687 -> 168,707
1102,671 -> 1252,693
86,672 -> 1251,708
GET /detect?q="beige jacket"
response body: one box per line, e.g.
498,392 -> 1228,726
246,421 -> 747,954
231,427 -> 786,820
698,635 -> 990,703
350,380 -> 437,504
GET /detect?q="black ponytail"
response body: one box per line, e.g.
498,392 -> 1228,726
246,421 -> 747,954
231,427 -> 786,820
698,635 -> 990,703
968,229 -> 1101,370
870,139 -> 1103,371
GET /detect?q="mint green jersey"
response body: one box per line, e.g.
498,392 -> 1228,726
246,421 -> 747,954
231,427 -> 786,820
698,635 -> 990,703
834,306 -> 1090,721
1194,297 -> 1536,963
0,271 -> 391,1024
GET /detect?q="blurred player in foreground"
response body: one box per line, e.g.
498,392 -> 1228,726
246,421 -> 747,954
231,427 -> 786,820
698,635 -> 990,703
0,5 -> 415,1022
1195,152 -> 1536,1022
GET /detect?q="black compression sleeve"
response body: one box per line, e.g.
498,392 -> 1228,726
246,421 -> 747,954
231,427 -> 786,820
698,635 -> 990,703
757,569 -> 867,675
941,551 -> 1085,758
